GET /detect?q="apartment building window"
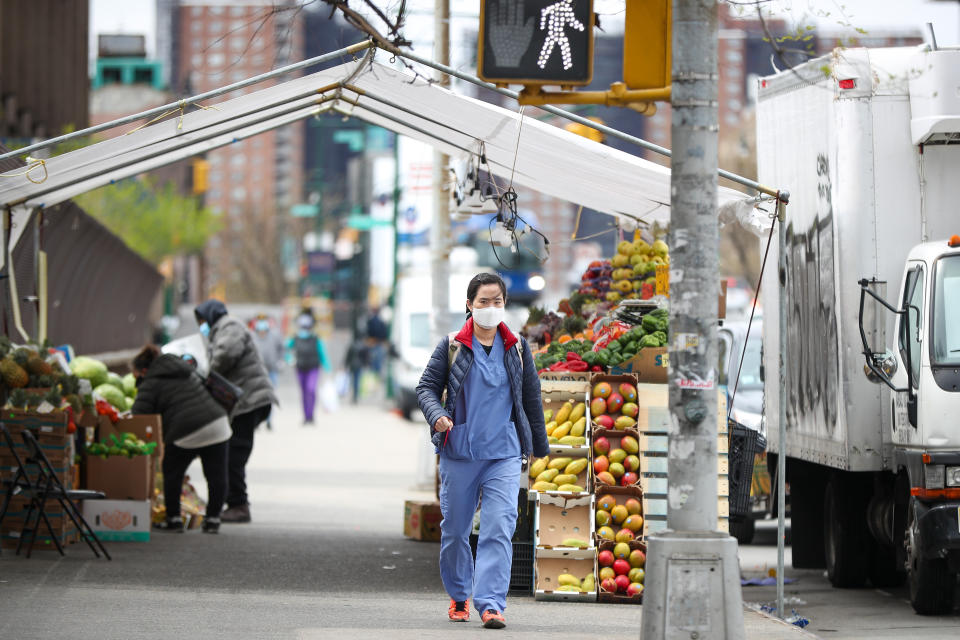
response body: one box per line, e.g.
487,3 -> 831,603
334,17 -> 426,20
207,53 -> 225,67
230,7 -> 246,17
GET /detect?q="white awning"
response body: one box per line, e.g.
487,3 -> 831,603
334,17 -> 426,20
0,56 -> 754,250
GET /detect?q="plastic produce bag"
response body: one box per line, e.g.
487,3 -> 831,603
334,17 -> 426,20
320,378 -> 339,413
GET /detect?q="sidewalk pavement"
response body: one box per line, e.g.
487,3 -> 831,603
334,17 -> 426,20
0,372 -> 816,639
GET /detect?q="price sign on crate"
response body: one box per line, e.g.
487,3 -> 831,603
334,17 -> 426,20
655,264 -> 669,296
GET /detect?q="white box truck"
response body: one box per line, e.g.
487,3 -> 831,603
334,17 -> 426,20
757,45 -> 960,614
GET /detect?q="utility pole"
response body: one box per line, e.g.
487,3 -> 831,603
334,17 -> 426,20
430,0 -> 451,343
641,1 -> 745,638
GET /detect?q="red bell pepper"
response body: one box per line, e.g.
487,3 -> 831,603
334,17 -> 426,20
566,360 -> 589,372
566,351 -> 582,362
591,365 -> 604,372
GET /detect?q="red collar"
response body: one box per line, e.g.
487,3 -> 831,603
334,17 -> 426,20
454,317 -> 519,350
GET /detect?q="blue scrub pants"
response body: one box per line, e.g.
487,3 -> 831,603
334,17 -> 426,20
438,455 -> 521,614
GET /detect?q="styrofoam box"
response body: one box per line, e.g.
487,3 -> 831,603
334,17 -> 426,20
534,492 -> 595,549
534,547 -> 598,602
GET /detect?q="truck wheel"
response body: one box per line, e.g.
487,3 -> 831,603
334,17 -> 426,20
787,458 -> 826,569
730,516 -> 755,545
906,499 -> 956,615
824,474 -> 870,588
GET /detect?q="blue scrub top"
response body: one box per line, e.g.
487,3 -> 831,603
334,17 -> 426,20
442,332 -> 521,461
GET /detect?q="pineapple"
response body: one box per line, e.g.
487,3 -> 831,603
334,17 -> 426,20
1,357 -> 28,389
8,388 -> 27,408
26,354 -> 53,376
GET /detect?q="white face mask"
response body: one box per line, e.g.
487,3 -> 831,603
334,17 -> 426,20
472,305 -> 505,329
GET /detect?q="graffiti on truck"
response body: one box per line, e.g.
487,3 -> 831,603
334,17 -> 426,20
782,153 -> 841,435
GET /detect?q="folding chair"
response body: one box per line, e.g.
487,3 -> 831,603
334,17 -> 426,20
0,422 -> 111,559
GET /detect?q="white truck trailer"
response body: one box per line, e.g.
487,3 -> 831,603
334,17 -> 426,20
757,45 -> 960,614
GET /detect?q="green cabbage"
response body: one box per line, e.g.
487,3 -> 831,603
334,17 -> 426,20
93,383 -> 127,410
69,356 -> 109,388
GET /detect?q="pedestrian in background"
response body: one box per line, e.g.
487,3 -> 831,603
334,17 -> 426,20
365,306 -> 389,376
195,299 -> 277,524
343,333 -> 368,405
251,313 -> 283,430
416,272 -> 549,629
287,309 -> 331,425
130,345 -> 229,534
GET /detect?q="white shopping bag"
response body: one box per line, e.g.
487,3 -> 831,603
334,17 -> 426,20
320,378 -> 339,413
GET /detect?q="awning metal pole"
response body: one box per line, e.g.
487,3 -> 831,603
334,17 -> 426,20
384,46 -> 779,198
0,41 -> 373,164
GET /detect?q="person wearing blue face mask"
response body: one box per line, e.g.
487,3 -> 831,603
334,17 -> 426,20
194,299 -> 277,524
251,314 -> 284,430
285,309 -> 331,425
416,272 -> 549,629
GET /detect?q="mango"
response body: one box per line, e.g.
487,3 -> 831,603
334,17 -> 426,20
615,415 -> 637,430
536,468 -> 560,483
558,573 -> 581,586
554,400 -> 574,424
545,421 -> 558,436
548,436 -> 560,444
558,435 -> 586,446
592,381 -> 612,399
561,538 -> 589,548
543,409 -> 554,423
619,383 -> 638,402
590,397 -> 607,417
556,584 -> 583,592
581,573 -> 596,591
552,421 -> 573,439
622,435 -> 639,454
569,402 -> 586,423
596,471 -> 616,486
548,457 -> 573,470
529,457 -> 547,478
557,484 -> 585,493
564,458 -> 588,475
553,473 -> 578,486
531,481 -> 558,491
571,417 -> 586,437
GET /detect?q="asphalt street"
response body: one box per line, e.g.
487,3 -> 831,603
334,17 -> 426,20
0,369 -> 813,638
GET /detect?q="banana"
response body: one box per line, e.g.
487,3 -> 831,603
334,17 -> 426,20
564,458 -> 588,475
548,457 -> 573,471
554,400 -> 574,425
569,402 -> 586,423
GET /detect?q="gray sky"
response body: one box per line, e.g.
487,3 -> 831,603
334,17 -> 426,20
90,0 -> 960,61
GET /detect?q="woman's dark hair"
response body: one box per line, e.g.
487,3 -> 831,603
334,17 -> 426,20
465,272 -> 507,315
132,344 -> 162,372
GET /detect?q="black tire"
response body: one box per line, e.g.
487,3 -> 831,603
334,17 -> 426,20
730,516 -> 756,545
906,499 -> 956,615
786,457 -> 827,569
824,474 -> 870,588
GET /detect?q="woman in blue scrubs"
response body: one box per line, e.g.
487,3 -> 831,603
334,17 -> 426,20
416,273 -> 550,629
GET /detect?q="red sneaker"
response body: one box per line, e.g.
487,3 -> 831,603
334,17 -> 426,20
481,610 -> 506,629
448,598 -> 470,622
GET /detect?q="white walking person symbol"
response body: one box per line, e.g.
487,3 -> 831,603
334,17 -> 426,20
537,0 -> 585,70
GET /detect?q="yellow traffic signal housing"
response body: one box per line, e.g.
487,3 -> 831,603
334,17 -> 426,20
623,0 -> 671,90
564,117 -> 606,143
191,158 -> 209,195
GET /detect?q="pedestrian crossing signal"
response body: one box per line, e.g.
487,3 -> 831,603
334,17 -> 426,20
478,0 -> 594,86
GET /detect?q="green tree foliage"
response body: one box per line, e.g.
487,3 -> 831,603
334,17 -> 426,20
74,177 -> 220,265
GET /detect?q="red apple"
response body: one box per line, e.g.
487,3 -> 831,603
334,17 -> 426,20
598,549 -> 615,567
621,471 -> 639,486
613,558 -> 631,576
601,577 -> 618,593
615,574 -> 631,593
593,455 -> 610,474
606,392 -> 624,414
593,437 -> 610,457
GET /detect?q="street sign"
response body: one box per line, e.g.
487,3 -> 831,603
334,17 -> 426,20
478,0 -> 594,86
623,0 -> 671,90
290,203 -> 319,218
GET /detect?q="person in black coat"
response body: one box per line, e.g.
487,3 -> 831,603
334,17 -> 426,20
131,345 -> 231,534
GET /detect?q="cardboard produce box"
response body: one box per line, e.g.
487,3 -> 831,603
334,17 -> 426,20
528,451 -> 591,496
85,454 -> 151,501
595,485 -> 644,544
539,377 -> 591,454
97,414 -> 163,460
533,547 -> 597,602
591,427 -> 641,490
83,499 -> 150,542
596,540 -> 646,604
608,347 -> 668,382
403,500 -> 442,541
534,492 -> 594,549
